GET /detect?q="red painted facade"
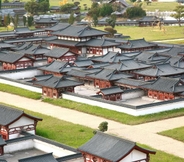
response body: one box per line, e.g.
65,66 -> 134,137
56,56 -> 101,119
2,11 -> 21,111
148,90 -> 175,100
2,60 -> 33,70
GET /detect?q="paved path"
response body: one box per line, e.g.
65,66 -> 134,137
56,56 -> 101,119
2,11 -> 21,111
1,92 -> 184,159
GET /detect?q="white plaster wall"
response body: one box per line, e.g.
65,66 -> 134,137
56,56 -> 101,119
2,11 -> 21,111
122,90 -> 145,100
4,139 -> 34,153
33,139 -> 75,157
0,69 -> 43,80
9,130 -> 35,139
9,116 -> 34,128
120,149 -> 146,162
34,60 -> 47,66
103,48 -> 108,55
19,57 -> 31,61
62,93 -> 184,116
0,78 -> 42,93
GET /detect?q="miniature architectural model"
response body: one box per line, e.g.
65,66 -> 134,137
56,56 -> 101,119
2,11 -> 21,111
0,105 -> 42,140
78,131 -> 156,162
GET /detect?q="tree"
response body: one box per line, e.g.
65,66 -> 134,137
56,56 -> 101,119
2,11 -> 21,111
27,16 -> 33,27
98,121 -> 108,132
125,6 -> 146,19
23,16 -> 27,26
106,15 -> 116,28
68,12 -> 75,24
171,6 -> 184,27
60,3 -> 76,13
14,14 -> 19,28
92,14 -> 98,27
0,0 -> 1,9
99,3 -> 113,17
104,26 -> 117,37
25,0 -> 39,15
39,1 -> 49,13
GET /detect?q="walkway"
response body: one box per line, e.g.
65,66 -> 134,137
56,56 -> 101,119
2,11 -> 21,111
1,91 -> 184,159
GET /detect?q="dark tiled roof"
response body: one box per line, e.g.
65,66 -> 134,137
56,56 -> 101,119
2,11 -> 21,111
44,47 -> 71,58
78,132 -> 147,161
86,68 -> 122,81
134,63 -> 184,77
138,16 -> 163,22
140,77 -> 184,93
0,52 -> 26,63
98,86 -> 124,95
45,23 -> 70,31
4,37 -> 44,44
0,104 -> 23,126
115,78 -> 148,87
135,51 -> 169,64
0,43 -> 16,48
39,60 -> 70,73
34,75 -> 83,88
74,60 -> 94,67
104,60 -> 151,71
0,159 -> 7,162
119,38 -> 157,49
159,46 -> 184,57
47,39 -> 80,47
79,38 -> 120,47
19,153 -> 58,162
14,27 -> 34,34
52,25 -> 108,38
56,153 -> 82,162
91,51 -> 131,63
67,68 -> 101,78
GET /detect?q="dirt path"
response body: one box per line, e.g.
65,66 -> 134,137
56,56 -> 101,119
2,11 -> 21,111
1,91 -> 184,159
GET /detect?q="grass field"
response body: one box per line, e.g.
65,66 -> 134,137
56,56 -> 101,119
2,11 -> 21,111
0,83 -> 41,99
96,26 -> 184,42
158,126 -> 184,143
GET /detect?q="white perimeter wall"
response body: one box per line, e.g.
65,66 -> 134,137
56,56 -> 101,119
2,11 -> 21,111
4,139 -> 34,153
0,77 -> 42,93
4,139 -> 76,157
62,93 -> 184,116
122,90 -> 145,100
33,139 -> 75,157
0,69 -> 43,80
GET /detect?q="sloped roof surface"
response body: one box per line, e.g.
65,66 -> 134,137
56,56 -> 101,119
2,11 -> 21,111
52,25 -> 107,37
119,38 -> 157,49
80,38 -> 120,47
140,77 -> 184,93
115,78 -> 147,87
44,47 -> 70,58
0,52 -> 25,63
0,104 -> 23,126
98,86 -> 124,95
39,60 -> 70,73
45,22 -> 70,31
134,63 -> 184,77
35,75 -> 83,88
159,46 -> 184,57
78,132 -> 136,161
19,153 -> 58,162
104,60 -> 151,71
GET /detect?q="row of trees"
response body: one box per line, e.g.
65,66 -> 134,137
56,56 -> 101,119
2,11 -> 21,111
25,0 -> 50,15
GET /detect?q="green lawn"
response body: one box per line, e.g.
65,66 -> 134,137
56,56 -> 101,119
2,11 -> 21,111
43,98 -> 184,125
0,83 -> 41,100
96,26 -> 184,42
142,2 -> 178,11
158,126 -> 184,143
